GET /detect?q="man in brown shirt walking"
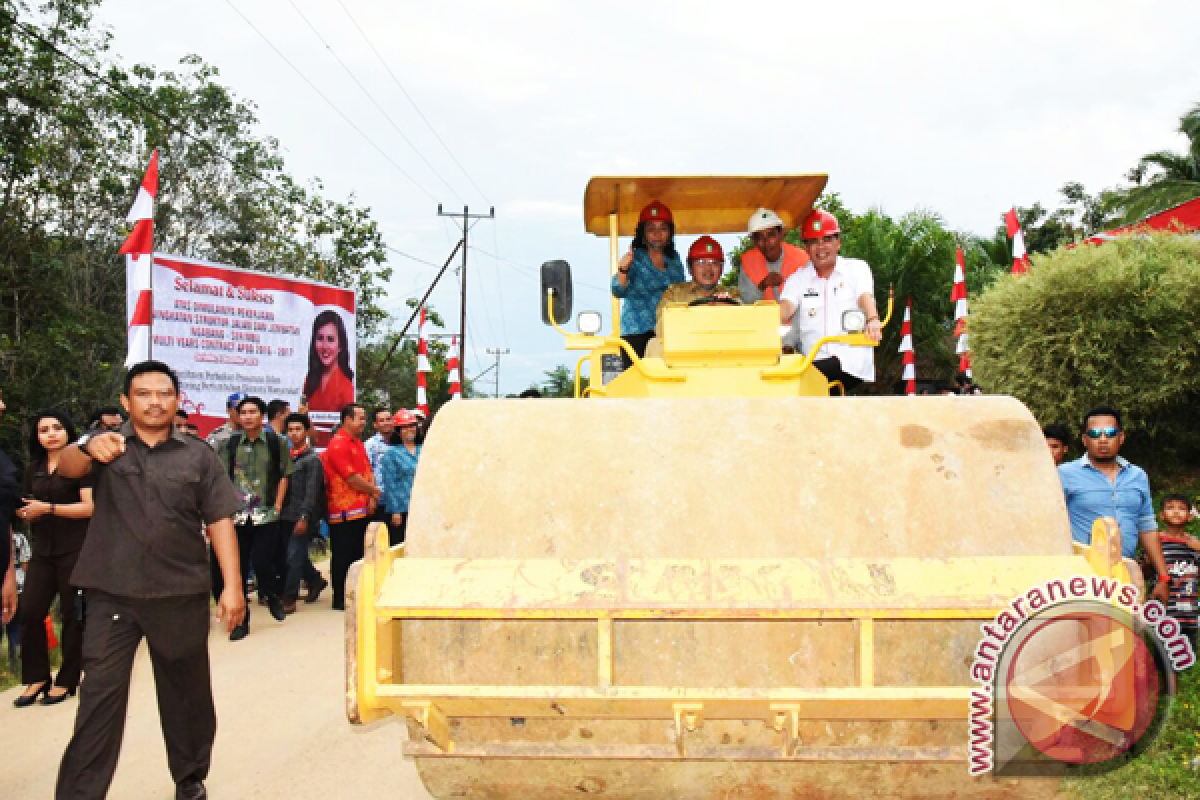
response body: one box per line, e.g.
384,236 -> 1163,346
55,361 -> 244,800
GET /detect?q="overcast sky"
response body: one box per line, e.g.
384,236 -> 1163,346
90,0 -> 1200,395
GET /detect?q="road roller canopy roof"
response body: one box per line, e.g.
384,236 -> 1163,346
583,175 -> 829,236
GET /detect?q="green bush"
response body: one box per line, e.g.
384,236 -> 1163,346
971,234 -> 1200,465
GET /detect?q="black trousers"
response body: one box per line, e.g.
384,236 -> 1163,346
210,522 -> 253,625
812,356 -> 863,393
21,550 -> 84,690
249,520 -> 288,602
619,331 -> 654,370
56,591 -> 214,799
389,512 -> 408,547
328,517 -> 370,610
371,505 -> 404,546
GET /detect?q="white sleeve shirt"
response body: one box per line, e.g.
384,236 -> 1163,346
778,256 -> 876,382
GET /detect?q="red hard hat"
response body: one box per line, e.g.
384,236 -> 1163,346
392,409 -> 419,427
687,235 -> 724,264
638,200 -> 673,225
801,209 -> 841,239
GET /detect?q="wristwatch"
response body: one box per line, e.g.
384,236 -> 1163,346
76,432 -> 96,458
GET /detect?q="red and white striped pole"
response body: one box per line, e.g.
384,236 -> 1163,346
1004,208 -> 1031,275
447,335 -> 461,400
899,298 -> 915,396
951,246 -> 972,377
416,307 -> 431,415
119,150 -> 159,367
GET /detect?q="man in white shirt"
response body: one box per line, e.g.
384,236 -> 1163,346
779,210 -> 882,392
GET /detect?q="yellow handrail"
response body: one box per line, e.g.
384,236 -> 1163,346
761,287 -> 895,382
574,354 -> 588,399
547,290 -> 684,384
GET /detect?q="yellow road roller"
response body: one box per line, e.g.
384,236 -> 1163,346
347,176 -> 1139,798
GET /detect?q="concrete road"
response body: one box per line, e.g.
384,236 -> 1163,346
1,597 -> 432,799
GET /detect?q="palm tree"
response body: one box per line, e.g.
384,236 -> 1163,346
1121,103 -> 1200,222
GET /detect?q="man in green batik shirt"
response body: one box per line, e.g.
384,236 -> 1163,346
215,396 -> 292,640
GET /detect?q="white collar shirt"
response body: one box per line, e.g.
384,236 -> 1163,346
779,256 -> 876,382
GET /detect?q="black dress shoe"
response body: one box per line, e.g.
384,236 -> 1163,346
13,682 -> 49,708
305,575 -> 329,603
176,778 -> 207,800
229,622 -> 249,642
40,686 -> 77,705
266,595 -> 287,622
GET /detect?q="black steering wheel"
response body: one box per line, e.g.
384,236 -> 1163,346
688,295 -> 741,307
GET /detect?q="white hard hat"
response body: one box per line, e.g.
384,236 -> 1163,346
748,208 -> 784,234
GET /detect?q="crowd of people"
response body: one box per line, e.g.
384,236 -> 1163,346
0,363 -> 426,797
0,209 -> 1194,796
613,200 -> 883,388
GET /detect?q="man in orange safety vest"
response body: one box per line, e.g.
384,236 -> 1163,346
737,207 -> 810,303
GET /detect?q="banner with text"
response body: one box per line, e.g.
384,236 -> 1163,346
141,254 -> 357,437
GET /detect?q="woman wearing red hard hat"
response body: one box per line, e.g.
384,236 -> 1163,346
654,236 -> 740,338
778,209 -> 882,392
611,201 -> 686,368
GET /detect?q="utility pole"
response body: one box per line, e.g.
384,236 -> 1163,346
485,347 -> 509,398
438,204 -> 494,380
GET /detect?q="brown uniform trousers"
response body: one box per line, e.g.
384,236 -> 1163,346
55,591 -> 214,799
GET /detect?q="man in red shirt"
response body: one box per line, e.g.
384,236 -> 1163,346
321,404 -> 380,611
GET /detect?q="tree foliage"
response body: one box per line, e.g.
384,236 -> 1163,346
0,0 -> 392,457
1122,102 -> 1200,223
971,234 -> 1200,464
356,303 -> 465,415
540,365 -> 574,397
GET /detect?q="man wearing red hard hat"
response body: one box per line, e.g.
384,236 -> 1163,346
738,207 -> 810,303
654,236 -> 740,337
779,210 -> 882,392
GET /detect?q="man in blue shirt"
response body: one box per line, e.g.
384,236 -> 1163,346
1059,405 -> 1169,604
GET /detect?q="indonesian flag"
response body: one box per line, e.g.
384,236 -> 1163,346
416,307 -> 430,415
951,246 -> 972,377
899,298 -> 915,396
120,150 -> 159,367
1005,208 -> 1031,275
447,335 -> 461,399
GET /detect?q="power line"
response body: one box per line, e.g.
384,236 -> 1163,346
335,0 -> 491,205
468,251 -> 499,349
384,244 -> 442,270
223,0 -> 437,202
490,224 -> 509,347
3,10 -> 299,203
4,10 -> 450,283
285,0 -> 464,204
468,245 -> 610,293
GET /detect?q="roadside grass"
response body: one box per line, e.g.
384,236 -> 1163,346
1064,470 -> 1200,799
1064,661 -> 1200,799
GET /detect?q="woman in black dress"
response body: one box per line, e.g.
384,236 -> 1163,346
12,410 -> 94,707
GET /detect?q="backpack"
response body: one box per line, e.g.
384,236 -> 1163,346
225,429 -> 288,507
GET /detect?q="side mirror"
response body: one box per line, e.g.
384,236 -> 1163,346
841,309 -> 866,333
540,260 -> 574,325
577,311 -> 602,335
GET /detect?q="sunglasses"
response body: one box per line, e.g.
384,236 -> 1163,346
1084,427 -> 1121,439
